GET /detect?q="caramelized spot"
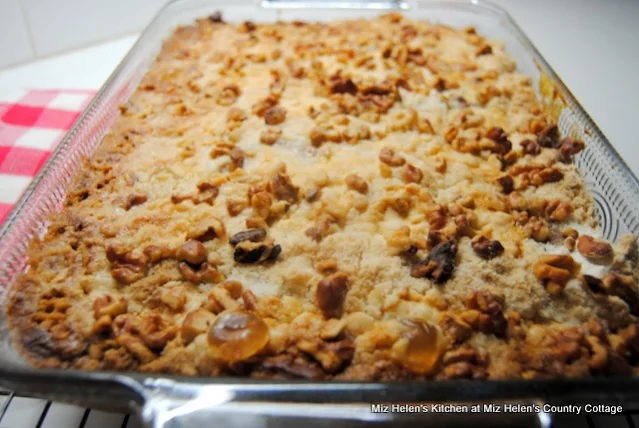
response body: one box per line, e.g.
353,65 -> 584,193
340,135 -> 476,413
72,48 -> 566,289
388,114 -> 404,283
207,310 -> 269,363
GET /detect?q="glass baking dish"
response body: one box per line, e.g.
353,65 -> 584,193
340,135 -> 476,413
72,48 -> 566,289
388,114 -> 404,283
2,0 -> 639,426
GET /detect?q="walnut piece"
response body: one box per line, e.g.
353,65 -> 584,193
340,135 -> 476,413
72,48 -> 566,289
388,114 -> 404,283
466,291 -> 507,337
411,241 -> 457,283
297,338 -> 355,373
345,174 -> 368,194
401,164 -> 423,184
379,147 -> 405,166
93,295 -> 127,319
471,236 -> 504,260
533,254 -> 580,295
181,309 -> 216,344
260,127 -> 282,145
316,272 -> 349,318
559,137 -> 585,158
272,172 -> 299,203
106,246 -> 148,285
264,106 -> 287,125
576,235 -> 613,261
176,240 -> 208,265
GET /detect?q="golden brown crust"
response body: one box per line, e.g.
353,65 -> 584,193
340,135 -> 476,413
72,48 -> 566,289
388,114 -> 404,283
7,13 -> 639,380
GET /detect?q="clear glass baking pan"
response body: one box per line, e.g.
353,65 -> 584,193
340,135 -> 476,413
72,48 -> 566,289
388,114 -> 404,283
2,0 -> 639,426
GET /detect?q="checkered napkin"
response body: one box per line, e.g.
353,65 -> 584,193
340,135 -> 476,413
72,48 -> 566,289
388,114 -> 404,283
0,89 -> 96,224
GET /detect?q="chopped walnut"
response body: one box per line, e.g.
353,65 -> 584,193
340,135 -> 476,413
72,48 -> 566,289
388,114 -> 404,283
316,258 -> 338,274
227,106 -> 247,122
559,137 -> 585,158
272,172 -> 299,203
520,139 -> 541,156
106,246 -> 147,285
223,281 -> 243,299
602,273 -> 639,315
251,191 -> 272,219
233,236 -> 281,264
496,175 -> 514,194
330,76 -> 358,94
484,127 -> 511,154
576,235 -> 613,261
161,287 -> 186,311
264,106 -> 287,125
466,291 -> 507,337
427,205 -> 448,231
297,338 -> 355,373
143,245 -> 175,263
181,309 -> 216,344
226,198 -> 247,217
533,254 -> 580,295
177,240 -> 208,265
252,95 -> 279,117
475,43 -> 492,56
411,241 -> 457,283
187,217 -> 226,241
401,164 -> 423,184
544,200 -> 573,222
179,262 -> 223,284
472,236 -> 504,260
242,289 -> 259,311
260,127 -> 282,145
345,174 -> 368,194
439,345 -> 488,380
206,287 -> 241,314
417,117 -> 435,134
379,147 -> 405,166
440,314 -> 472,343
93,295 -> 127,319
316,272 -> 349,318
305,226 -> 323,242
135,314 -> 177,351
536,124 -> 560,148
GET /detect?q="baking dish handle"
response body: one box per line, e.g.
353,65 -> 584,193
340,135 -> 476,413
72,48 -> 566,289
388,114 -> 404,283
139,378 -> 551,427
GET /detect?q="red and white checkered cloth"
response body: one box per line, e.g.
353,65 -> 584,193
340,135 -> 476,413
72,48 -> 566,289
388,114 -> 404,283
0,89 -> 96,224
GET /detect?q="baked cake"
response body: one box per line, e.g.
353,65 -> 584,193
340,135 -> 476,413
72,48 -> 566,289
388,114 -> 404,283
7,13 -> 639,380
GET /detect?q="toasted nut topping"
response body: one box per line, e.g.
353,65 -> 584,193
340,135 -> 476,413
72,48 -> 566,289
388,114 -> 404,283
427,205 -> 448,231
230,229 -> 267,246
242,289 -> 259,311
466,291 -> 507,337
316,258 -> 338,274
298,338 -> 355,373
496,175 -> 514,194
394,321 -> 443,374
246,216 -> 268,230
223,281 -> 243,299
559,137 -> 585,158
536,124 -> 560,148
208,310 -> 269,363
106,246 -> 148,285
507,192 -> 527,211
379,147 -> 405,166
272,172 -> 299,202
564,236 -> 576,251
545,200 -> 573,222
401,164 -> 423,183
264,106 -> 286,125
440,314 -> 472,344
251,190 -> 272,219
233,239 -> 281,264
179,262 -> 223,284
187,217 -> 226,241
161,287 -> 186,311
345,174 -> 368,194
143,245 -> 175,263
227,106 -> 246,122
520,139 -> 541,156
207,287 -> 241,314
117,334 -> 155,363
93,295 -> 127,319
411,241 -> 457,283
177,240 -> 208,265
484,127 -> 512,154
124,194 -> 147,210
226,198 -> 247,217
472,236 -> 504,260
217,84 -> 241,106
316,272 -> 349,318
533,254 -> 580,295
576,235 -> 613,261
135,314 -> 177,351
260,127 -> 282,145
181,309 -> 216,344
